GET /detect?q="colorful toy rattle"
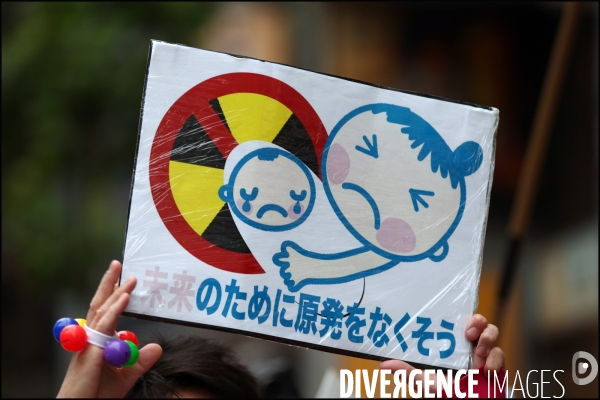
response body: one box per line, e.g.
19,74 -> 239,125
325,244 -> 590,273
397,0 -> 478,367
53,317 -> 139,368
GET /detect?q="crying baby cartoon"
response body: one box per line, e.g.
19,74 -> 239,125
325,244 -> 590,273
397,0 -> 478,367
218,146 -> 316,232
219,104 -> 483,292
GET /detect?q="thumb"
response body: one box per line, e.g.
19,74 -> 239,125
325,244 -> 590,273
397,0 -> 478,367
118,344 -> 163,393
97,343 -> 163,398
126,343 -> 163,377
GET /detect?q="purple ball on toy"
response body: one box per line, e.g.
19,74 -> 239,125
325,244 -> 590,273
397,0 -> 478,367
104,339 -> 131,367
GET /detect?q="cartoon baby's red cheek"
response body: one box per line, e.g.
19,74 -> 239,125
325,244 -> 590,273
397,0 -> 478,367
237,199 -> 253,216
327,143 -> 350,185
288,203 -> 304,220
376,217 -> 416,253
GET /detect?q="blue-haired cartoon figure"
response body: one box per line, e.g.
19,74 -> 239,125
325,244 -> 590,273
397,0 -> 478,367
219,147 -> 316,232
273,103 -> 484,291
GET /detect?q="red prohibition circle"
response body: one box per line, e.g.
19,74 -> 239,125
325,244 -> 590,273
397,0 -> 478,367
150,73 -> 327,274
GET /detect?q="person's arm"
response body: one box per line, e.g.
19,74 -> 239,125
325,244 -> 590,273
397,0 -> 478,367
57,261 -> 162,398
380,314 -> 506,398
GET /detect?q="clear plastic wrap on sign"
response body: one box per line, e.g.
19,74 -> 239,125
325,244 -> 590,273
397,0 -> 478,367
122,40 -> 498,370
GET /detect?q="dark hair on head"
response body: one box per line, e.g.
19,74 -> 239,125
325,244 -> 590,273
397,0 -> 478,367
125,334 -> 259,398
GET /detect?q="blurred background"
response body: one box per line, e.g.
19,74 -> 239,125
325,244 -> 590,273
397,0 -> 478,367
2,2 -> 597,397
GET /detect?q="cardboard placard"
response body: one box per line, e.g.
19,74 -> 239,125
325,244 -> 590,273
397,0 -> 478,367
122,40 -> 498,369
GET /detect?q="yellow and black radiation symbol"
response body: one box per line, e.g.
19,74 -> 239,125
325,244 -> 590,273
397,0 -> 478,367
150,73 -> 327,274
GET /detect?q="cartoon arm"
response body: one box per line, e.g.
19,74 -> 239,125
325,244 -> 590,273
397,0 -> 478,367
273,241 -> 398,292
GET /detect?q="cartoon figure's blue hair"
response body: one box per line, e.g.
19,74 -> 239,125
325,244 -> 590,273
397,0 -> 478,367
256,147 -> 281,161
371,104 -> 483,189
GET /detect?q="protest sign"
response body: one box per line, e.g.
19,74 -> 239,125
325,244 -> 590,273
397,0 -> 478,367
122,40 -> 498,370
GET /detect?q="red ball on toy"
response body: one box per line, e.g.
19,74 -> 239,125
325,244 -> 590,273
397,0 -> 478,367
60,324 -> 87,352
118,330 -> 139,346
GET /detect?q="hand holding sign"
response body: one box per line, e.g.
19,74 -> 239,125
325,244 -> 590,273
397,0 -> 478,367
58,261 -> 162,398
380,314 -> 505,397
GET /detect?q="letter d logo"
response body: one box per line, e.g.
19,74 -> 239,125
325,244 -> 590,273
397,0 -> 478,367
572,351 -> 598,385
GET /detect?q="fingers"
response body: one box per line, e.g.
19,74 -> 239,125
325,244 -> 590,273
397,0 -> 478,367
472,323 -> 499,369
475,324 -> 499,358
94,293 -> 131,335
120,343 -> 162,378
87,261 -> 122,323
484,347 -> 505,372
90,275 -> 137,332
96,344 -> 163,398
466,314 -> 500,369
112,344 -> 163,397
57,343 -> 106,397
465,314 -> 488,341
135,344 -> 163,373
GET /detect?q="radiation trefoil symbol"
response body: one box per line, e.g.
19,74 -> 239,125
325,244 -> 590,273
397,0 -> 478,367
149,73 -> 327,274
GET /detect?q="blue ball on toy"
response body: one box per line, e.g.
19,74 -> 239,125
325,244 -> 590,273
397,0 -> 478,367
53,318 -> 78,342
